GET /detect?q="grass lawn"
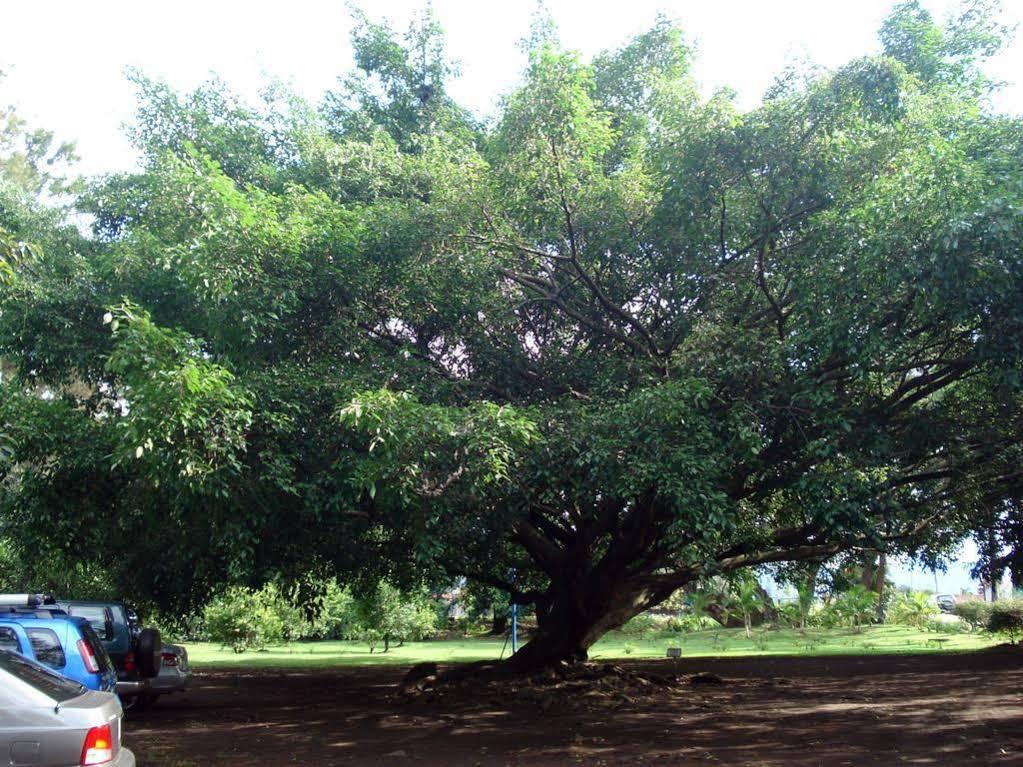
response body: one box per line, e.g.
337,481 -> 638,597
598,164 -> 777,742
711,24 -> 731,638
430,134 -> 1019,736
183,624 -> 999,669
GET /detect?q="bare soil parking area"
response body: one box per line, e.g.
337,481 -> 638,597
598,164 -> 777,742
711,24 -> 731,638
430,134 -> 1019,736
128,648 -> 1023,766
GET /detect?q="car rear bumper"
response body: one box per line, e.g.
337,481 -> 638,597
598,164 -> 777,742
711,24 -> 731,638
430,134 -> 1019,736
116,679 -> 151,697
149,672 -> 190,694
114,747 -> 136,767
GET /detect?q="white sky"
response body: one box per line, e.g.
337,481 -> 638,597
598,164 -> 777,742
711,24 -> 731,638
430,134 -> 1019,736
3,0 -> 1022,177
2,0 -> 1017,593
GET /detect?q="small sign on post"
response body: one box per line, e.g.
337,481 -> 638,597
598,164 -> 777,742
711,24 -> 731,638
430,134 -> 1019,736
666,646 -> 682,676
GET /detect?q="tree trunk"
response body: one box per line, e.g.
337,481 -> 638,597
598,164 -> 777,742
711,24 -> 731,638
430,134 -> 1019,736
502,576 -> 669,672
491,611 -> 508,636
875,552 -> 887,624
988,527 -> 1000,601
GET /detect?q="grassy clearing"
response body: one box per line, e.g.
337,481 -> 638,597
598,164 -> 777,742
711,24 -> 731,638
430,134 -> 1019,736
184,636 -> 509,668
183,624 -> 999,669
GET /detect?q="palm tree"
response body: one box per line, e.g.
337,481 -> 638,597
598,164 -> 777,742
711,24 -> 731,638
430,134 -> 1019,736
729,579 -> 764,639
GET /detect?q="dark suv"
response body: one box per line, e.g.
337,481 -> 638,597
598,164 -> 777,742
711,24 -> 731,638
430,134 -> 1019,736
57,600 -> 163,707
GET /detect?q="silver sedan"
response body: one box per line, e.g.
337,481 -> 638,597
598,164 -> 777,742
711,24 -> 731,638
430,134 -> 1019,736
0,649 -> 135,766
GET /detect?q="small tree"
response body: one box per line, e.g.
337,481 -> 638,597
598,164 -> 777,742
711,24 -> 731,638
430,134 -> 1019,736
355,581 -> 438,652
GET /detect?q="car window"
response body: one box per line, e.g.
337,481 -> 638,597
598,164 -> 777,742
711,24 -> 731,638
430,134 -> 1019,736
69,606 -> 114,641
0,626 -> 21,653
26,628 -> 66,670
0,650 -> 84,702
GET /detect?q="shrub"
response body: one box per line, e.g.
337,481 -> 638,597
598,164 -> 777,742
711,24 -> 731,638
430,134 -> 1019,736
952,600 -> 990,631
922,618 -> 970,635
202,582 -> 308,652
986,600 -> 1023,643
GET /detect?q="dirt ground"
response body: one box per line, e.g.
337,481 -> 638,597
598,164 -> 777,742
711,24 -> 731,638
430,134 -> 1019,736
127,648 -> 1023,766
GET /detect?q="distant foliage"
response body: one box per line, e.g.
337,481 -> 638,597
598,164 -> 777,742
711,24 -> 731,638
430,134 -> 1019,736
199,577 -> 439,652
664,614 -> 708,633
620,614 -> 656,635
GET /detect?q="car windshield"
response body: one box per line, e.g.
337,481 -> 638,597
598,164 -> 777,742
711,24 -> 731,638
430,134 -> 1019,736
71,606 -> 114,641
0,650 -> 85,701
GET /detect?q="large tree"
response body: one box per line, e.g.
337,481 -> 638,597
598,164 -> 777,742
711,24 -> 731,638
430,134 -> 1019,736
338,4 -> 1023,668
1,3 -> 1021,668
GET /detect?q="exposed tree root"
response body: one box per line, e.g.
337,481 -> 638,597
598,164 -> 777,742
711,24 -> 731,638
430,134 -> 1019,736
398,659 -> 735,710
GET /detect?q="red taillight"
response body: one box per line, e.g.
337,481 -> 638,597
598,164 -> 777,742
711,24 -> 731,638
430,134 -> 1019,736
77,639 -> 100,674
80,723 -> 113,766
161,651 -> 178,667
123,650 -> 135,672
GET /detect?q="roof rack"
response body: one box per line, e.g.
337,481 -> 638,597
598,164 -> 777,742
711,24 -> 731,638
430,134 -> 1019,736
0,593 -> 57,607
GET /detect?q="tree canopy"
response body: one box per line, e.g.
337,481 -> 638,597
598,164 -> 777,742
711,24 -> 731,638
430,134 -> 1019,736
1,2 -> 1021,668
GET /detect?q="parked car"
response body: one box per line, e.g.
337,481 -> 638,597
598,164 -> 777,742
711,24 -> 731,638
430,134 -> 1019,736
133,642 -> 191,710
57,600 -> 163,706
935,593 -> 957,613
0,594 -> 164,707
0,649 -> 135,767
0,613 -> 117,693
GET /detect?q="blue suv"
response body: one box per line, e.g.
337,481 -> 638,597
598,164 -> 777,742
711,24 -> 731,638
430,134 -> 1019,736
0,601 -> 117,693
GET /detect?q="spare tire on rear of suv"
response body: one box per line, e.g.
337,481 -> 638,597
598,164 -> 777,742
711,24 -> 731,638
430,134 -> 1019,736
137,628 -> 162,678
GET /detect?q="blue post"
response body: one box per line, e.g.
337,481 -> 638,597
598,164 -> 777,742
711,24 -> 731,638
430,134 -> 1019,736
511,602 -> 518,653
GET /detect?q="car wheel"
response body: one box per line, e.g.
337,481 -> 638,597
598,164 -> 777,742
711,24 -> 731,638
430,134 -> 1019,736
137,628 -> 163,678
124,692 -> 159,712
